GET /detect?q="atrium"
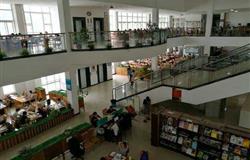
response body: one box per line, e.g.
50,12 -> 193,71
0,0 -> 250,159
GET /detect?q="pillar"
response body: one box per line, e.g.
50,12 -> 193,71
205,0 -> 214,37
204,0 -> 214,56
57,0 -> 72,49
66,70 -> 79,114
12,4 -> 27,34
151,56 -> 158,71
152,8 -> 159,26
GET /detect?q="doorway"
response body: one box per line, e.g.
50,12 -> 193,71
73,17 -> 86,32
93,18 -> 104,43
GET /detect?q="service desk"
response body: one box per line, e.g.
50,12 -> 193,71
0,108 -> 74,152
11,123 -> 93,160
49,90 -> 84,109
116,67 -> 128,75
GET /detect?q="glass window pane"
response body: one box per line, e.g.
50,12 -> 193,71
28,6 -> 42,12
128,16 -> 132,22
0,22 -> 7,35
31,13 -> 44,33
41,7 -> 50,13
0,10 -> 13,21
25,13 -> 31,23
0,4 -> 11,10
41,77 -> 47,85
122,23 -> 127,30
43,14 -> 51,24
122,16 -> 127,22
26,25 -> 33,33
118,16 -> 122,22
44,25 -> 52,33
47,75 -> 54,83
6,22 -> 14,33
3,84 -> 16,95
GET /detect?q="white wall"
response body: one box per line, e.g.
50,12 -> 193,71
228,11 -> 250,26
107,63 -> 113,80
181,72 -> 250,105
239,111 -> 250,128
70,6 -> 109,32
137,86 -> 172,108
90,65 -> 98,85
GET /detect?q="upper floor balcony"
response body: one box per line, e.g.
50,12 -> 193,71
0,27 -> 205,61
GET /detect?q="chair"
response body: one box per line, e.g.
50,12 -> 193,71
68,137 -> 85,160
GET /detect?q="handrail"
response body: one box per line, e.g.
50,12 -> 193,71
0,32 -> 65,38
210,43 -> 250,59
112,43 -> 250,100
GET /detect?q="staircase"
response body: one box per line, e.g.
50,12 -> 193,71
112,44 -> 250,104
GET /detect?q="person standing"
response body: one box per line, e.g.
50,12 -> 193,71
130,70 -> 135,87
127,66 -> 132,81
143,96 -> 151,122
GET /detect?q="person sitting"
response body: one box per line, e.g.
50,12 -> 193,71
118,141 -> 129,157
140,150 -> 149,160
100,157 -> 106,160
20,111 -> 29,125
37,106 -> 48,118
15,111 -> 29,128
90,112 -> 101,127
125,105 -> 137,118
111,121 -> 119,142
68,136 -> 85,160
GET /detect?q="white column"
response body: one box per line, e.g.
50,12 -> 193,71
204,0 -> 214,55
151,56 -> 158,71
205,0 -> 214,37
152,8 -> 159,26
66,70 -> 79,114
57,0 -> 72,49
12,4 -> 27,34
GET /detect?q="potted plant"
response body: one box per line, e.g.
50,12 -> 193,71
0,49 -> 6,60
125,42 -> 130,49
20,48 -> 29,57
45,47 -> 53,53
88,41 -> 95,50
106,41 -> 112,49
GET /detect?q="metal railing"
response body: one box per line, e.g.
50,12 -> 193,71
0,33 -> 66,60
112,44 -> 250,101
69,27 -> 205,51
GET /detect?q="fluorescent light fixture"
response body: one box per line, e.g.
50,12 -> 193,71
234,10 -> 239,13
230,9 -> 234,12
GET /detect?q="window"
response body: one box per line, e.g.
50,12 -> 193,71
110,10 -> 151,31
41,73 -> 66,94
24,5 -> 53,34
159,15 -> 170,28
0,4 -> 15,35
2,84 -> 16,95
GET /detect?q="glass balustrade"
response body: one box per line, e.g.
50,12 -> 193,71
0,33 -> 66,60
112,46 -> 250,100
70,27 -> 205,51
211,26 -> 250,37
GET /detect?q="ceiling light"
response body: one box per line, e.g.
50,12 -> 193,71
234,10 -> 239,13
230,9 -> 234,12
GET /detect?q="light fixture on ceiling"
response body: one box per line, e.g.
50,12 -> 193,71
234,10 -> 239,13
230,9 -> 234,12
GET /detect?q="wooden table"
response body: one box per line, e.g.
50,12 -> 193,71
9,95 -> 31,109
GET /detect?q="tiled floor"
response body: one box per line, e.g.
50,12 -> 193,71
0,75 -> 191,160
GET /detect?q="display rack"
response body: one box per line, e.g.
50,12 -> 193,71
152,109 -> 250,160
